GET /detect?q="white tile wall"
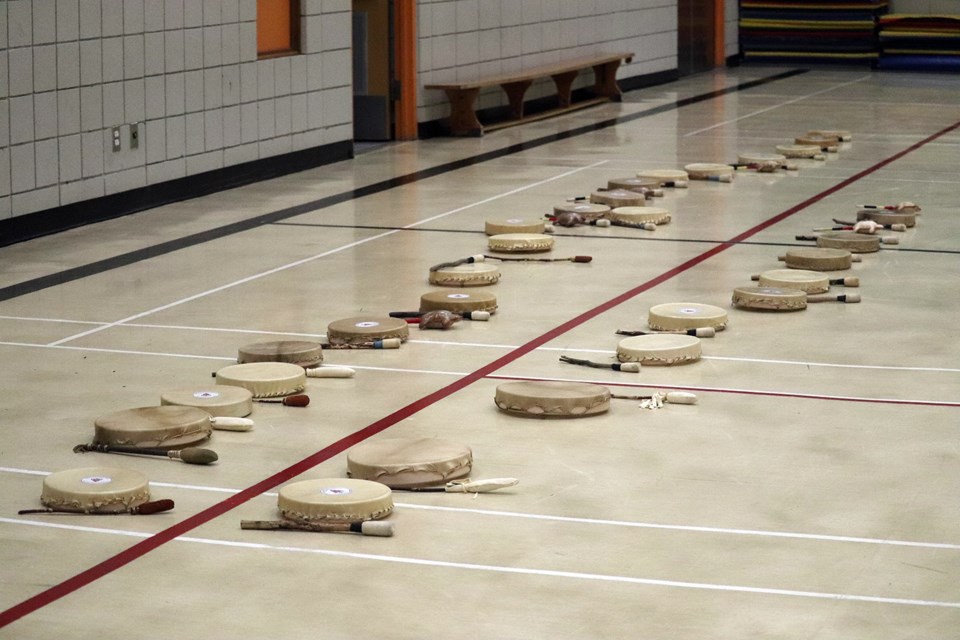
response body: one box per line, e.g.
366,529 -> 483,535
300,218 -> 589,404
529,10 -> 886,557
2,1 -> 693,220
35,92 -> 59,139
417,0 -> 685,123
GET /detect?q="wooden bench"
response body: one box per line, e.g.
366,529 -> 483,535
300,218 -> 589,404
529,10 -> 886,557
425,52 -> 634,136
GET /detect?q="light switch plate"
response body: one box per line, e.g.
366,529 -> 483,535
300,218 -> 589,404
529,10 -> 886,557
130,122 -> 140,150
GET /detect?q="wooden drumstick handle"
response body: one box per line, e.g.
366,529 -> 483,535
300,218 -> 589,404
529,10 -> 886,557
611,391 -> 698,404
440,478 -> 519,493
806,293 -> 861,304
240,519 -> 394,537
483,254 -> 592,264
777,254 -> 861,263
429,254 -> 485,272
18,499 -> 175,515
559,355 -> 640,373
390,310 -> 490,321
320,338 -> 402,349
616,328 -> 714,338
73,443 -> 219,465
255,394 -> 310,407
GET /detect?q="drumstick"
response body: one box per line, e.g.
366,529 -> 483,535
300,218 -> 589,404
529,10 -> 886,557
429,254 -> 485,272
559,355 -> 640,373
615,328 -> 715,338
610,391 -> 698,404
806,293 -> 861,304
18,499 -> 175,516
818,223 -> 908,233
320,338 -> 402,349
731,161 -> 795,173
255,394 -> 311,407
750,274 -> 860,287
73,443 -> 219,465
778,253 -> 862,263
405,478 -> 520,493
305,365 -> 356,378
484,254 -> 592,264
390,310 -> 490,321
857,202 -> 921,213
795,234 -> 899,245
240,519 -> 394,537
698,174 -> 732,183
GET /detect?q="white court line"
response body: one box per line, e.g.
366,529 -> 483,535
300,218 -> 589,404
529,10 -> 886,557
0,341 -> 957,405
1,517 -> 957,609
684,75 -> 872,137
45,161 -> 608,348
4,322 -> 959,373
487,372 -> 960,407
3,466 -> 959,551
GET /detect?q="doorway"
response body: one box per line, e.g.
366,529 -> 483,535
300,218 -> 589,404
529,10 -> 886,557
678,0 -> 723,75
352,0 -> 392,140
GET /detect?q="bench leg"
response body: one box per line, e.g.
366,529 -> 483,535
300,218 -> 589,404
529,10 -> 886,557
592,61 -> 624,101
551,71 -> 579,108
443,87 -> 483,136
500,80 -> 532,120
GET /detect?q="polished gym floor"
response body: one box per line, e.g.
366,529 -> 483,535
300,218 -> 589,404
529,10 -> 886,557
1,66 -> 959,639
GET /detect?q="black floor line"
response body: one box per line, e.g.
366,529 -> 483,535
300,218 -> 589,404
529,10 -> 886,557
0,69 -> 808,304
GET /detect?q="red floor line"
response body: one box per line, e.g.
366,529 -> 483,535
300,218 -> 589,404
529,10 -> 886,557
3,119 -> 958,629
485,375 -> 960,408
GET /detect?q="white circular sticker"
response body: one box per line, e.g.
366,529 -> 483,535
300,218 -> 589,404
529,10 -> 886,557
81,476 -> 113,485
355,321 -> 380,328
679,307 -> 699,314
193,390 -> 220,399
447,293 -> 470,299
322,487 -> 352,496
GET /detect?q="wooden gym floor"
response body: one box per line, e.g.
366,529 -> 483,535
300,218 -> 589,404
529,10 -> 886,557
1,66 -> 959,639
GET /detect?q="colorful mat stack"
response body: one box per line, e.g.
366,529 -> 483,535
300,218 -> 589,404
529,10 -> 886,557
877,14 -> 960,70
740,0 -> 888,63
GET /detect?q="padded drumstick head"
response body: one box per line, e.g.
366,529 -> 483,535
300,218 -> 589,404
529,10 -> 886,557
573,256 -> 592,263
177,448 -> 219,465
359,521 -> 395,537
693,327 -> 716,338
283,394 -> 311,407
618,363 -> 641,373
663,392 -> 698,405
135,499 -> 175,514
879,236 -> 899,245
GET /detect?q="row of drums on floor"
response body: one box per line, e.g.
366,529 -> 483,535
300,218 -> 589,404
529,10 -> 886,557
22,130 -> 923,537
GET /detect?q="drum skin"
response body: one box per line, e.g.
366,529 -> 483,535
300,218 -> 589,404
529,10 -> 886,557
494,381 -> 611,418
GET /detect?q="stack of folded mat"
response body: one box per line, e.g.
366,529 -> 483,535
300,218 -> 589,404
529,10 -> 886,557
740,0 -> 888,63
877,14 -> 960,70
